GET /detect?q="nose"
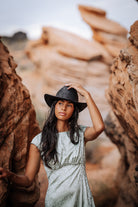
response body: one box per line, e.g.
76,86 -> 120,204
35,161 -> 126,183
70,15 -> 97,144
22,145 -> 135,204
61,103 -> 66,111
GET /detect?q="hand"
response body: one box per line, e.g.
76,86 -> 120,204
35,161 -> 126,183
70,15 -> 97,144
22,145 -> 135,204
65,83 -> 104,142
0,167 -> 9,179
65,83 -> 89,98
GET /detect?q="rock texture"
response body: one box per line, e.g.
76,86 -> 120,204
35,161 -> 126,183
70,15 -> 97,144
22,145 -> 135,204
0,39 -> 40,207
105,21 -> 138,207
78,5 -> 128,58
6,5 -> 129,207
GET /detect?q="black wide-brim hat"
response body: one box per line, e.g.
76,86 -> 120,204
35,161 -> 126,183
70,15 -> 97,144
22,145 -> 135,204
44,86 -> 87,112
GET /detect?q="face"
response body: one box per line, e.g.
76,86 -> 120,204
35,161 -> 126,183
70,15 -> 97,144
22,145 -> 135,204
55,100 -> 74,121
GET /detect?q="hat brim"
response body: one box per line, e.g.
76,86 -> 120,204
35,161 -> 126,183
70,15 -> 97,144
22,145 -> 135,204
44,94 -> 87,112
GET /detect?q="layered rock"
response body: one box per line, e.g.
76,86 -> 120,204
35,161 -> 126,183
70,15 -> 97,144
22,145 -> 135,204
78,5 -> 128,58
105,21 -> 138,207
0,39 -> 40,207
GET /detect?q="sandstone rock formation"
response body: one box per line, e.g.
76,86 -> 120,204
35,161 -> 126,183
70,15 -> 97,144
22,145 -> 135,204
0,3 -> 133,206
105,21 -> 138,207
0,39 -> 40,207
78,5 -> 128,58
4,5 -> 130,207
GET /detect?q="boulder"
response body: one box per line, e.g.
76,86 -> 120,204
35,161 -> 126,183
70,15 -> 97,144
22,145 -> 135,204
78,5 -> 128,36
129,20 -> 138,48
105,21 -> 138,207
40,26 -> 102,61
0,39 -> 40,207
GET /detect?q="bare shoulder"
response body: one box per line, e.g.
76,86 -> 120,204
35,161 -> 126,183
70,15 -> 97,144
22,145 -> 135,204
30,143 -> 40,154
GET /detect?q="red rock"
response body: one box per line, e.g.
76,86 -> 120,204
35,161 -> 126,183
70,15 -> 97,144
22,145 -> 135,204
129,20 -> 138,48
0,39 -> 40,207
105,21 -> 138,207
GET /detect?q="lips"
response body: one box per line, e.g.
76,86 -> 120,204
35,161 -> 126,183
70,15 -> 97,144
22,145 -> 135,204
59,112 -> 66,116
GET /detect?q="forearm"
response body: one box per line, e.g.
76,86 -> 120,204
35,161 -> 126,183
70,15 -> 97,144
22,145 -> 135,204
0,145 -> 41,187
7,170 -> 32,187
84,91 -> 104,131
65,83 -> 104,141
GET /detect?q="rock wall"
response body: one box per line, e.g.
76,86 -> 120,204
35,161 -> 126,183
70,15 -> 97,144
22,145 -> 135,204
0,39 -> 40,207
105,21 -> 138,207
4,5 -> 131,207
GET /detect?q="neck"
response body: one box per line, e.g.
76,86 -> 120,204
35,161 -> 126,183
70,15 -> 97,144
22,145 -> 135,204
56,120 -> 69,132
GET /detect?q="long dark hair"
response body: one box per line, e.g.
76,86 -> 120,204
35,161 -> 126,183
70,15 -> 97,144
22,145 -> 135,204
40,100 -> 80,168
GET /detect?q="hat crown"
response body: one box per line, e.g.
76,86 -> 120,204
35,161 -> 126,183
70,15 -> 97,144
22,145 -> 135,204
44,86 -> 87,112
56,86 -> 78,102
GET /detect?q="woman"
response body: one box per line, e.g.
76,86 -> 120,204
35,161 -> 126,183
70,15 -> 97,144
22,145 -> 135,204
0,83 -> 104,207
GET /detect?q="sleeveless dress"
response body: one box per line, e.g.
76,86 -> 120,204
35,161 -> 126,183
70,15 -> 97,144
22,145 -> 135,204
31,125 -> 95,207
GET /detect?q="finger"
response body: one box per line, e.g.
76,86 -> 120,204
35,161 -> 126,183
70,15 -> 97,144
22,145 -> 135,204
65,83 -> 74,90
65,83 -> 73,87
65,83 -> 80,92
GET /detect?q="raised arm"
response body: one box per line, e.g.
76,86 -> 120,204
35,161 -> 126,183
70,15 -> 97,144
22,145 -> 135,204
0,144 -> 41,187
65,83 -> 105,142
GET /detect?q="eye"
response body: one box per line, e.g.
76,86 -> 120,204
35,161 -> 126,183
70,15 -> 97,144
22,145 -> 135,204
67,103 -> 73,107
58,101 -> 63,105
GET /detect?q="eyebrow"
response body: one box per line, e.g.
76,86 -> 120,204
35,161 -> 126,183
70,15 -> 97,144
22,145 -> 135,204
59,100 -> 73,104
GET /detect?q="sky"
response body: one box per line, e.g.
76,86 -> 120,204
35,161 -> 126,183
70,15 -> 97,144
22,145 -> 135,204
0,0 -> 138,40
